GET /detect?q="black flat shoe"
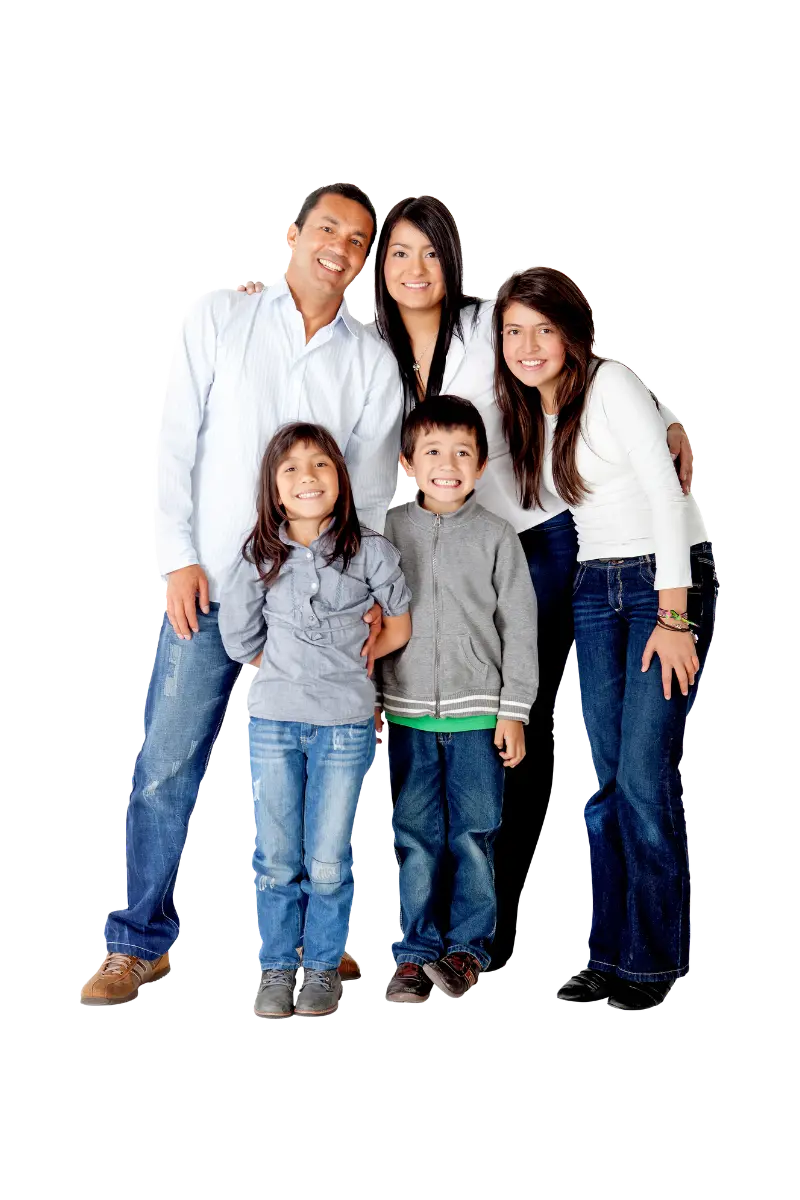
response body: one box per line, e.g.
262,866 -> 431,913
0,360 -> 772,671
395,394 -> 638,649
557,969 -> 614,1002
607,979 -> 675,1010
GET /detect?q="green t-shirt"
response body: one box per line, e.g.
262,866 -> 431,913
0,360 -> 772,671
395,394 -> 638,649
386,713 -> 497,733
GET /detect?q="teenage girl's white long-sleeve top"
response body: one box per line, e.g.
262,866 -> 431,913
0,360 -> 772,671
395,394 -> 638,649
540,359 -> 707,589
370,302 -> 680,532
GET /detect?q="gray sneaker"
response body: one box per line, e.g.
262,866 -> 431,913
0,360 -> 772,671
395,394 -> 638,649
294,968 -> 343,1017
254,968 -> 297,1018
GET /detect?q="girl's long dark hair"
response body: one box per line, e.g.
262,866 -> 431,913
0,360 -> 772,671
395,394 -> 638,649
242,423 -> 361,586
375,195 -> 481,411
493,268 -> 597,509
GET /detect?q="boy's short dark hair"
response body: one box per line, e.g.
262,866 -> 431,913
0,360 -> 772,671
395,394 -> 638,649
294,183 -> 378,254
401,395 -> 489,467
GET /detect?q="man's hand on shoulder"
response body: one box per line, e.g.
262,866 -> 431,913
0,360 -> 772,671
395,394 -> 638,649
166,565 -> 210,640
236,281 -> 264,295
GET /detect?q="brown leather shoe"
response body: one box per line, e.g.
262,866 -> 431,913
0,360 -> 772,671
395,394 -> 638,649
385,962 -> 433,1003
81,952 -> 170,1005
423,952 -> 481,998
338,950 -> 361,982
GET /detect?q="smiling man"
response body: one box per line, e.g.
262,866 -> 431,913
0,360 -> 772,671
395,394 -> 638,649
81,183 -> 403,1008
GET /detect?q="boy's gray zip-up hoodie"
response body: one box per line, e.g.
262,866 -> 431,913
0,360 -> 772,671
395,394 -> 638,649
376,492 -> 538,723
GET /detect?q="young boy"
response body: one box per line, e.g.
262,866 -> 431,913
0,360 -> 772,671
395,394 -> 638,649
376,396 -> 538,1002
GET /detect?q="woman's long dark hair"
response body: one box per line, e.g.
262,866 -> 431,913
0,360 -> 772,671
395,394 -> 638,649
242,422 -> 361,586
493,268 -> 597,509
375,196 -> 480,411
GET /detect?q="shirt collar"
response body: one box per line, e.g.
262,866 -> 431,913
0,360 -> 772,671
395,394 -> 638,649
407,490 -> 479,529
264,277 -> 360,339
279,519 -> 337,551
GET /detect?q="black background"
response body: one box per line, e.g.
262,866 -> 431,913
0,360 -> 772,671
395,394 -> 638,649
79,175 -> 724,1022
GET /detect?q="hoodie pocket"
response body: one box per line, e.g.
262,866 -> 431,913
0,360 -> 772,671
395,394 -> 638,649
382,635 -> 435,699
440,636 -> 489,695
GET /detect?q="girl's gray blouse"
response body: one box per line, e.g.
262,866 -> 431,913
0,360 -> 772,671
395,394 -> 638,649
219,525 -> 410,726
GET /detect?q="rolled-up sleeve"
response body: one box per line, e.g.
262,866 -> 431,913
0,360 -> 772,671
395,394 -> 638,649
362,534 -> 411,616
218,553 -> 268,664
344,344 -> 403,534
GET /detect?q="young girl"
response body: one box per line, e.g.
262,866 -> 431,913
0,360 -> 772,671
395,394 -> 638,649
237,198 -> 694,972
494,267 -> 717,1010
219,422 -> 411,1019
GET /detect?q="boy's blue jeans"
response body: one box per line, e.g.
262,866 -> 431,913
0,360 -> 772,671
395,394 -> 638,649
105,606 -> 241,959
573,544 -> 718,982
249,717 -> 375,971
388,725 -> 505,970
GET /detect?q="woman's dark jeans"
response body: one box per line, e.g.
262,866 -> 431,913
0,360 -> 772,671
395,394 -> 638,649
488,510 -> 579,970
572,544 -> 717,981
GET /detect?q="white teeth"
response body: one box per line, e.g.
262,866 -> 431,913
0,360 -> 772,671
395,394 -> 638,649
521,359 -> 544,366
296,491 -> 323,499
318,258 -> 344,272
403,282 -> 429,288
433,479 -> 460,487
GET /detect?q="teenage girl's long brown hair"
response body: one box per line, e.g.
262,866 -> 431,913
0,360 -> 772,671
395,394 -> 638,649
493,268 -> 597,509
242,423 -> 362,586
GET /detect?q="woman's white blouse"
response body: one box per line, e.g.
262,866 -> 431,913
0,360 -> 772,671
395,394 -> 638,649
541,360 -> 707,588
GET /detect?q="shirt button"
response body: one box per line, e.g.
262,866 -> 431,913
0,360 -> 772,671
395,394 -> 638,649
310,583 -> 317,591
307,552 -> 312,560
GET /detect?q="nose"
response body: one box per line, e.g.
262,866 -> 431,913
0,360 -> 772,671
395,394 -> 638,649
521,331 -> 540,355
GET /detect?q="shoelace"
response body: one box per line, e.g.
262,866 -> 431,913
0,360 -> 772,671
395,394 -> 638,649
305,971 -> 334,991
100,953 -> 137,976
260,969 -> 294,990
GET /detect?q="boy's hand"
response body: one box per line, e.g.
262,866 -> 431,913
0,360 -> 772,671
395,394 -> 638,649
494,719 -> 525,768
374,706 -> 384,743
166,565 -> 210,639
361,603 -> 383,677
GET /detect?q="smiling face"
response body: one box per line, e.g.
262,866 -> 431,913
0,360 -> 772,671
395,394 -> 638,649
501,302 -> 567,402
401,425 -> 486,513
275,440 -> 340,526
286,193 -> 374,299
383,218 -> 446,313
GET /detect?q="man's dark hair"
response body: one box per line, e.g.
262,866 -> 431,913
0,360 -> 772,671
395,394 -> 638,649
401,395 -> 489,468
295,183 -> 378,254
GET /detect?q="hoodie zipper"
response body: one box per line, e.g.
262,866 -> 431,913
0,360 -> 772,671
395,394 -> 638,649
432,514 -> 441,717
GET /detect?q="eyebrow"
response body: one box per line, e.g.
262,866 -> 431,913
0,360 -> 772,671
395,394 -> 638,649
390,241 -> 434,250
321,213 -> 370,240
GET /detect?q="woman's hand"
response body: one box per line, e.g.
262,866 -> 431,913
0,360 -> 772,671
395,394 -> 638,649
667,423 -> 693,495
494,719 -> 526,768
642,626 -> 700,699
237,281 -> 264,294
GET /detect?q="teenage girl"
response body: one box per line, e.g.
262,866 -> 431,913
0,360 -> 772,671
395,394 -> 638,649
494,267 -> 717,1009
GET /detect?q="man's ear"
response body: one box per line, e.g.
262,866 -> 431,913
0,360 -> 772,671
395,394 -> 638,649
399,454 -> 415,479
287,223 -> 299,252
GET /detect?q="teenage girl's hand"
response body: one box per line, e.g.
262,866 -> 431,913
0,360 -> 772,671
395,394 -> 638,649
495,719 -> 526,768
236,281 -> 264,294
667,423 -> 693,495
361,603 -> 383,677
166,565 -> 210,640
374,706 -> 384,743
642,627 -> 700,699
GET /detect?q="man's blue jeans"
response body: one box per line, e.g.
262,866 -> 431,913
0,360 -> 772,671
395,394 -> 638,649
572,544 -> 718,982
105,606 -> 241,959
388,725 -> 505,970
249,717 -> 375,970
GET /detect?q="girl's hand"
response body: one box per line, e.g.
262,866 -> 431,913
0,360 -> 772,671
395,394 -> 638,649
494,719 -> 526,768
642,626 -> 700,699
374,706 -> 384,743
236,281 -> 264,294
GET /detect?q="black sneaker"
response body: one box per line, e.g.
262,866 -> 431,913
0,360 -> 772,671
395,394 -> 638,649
294,968 -> 343,1016
254,968 -> 297,1018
